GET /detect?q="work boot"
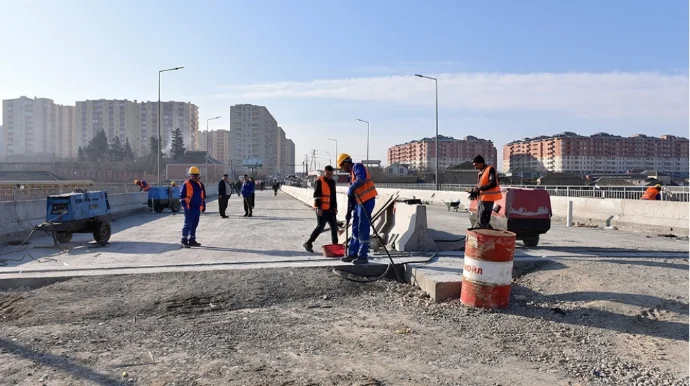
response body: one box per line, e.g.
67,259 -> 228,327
303,241 -> 314,253
248,213 -> 253,217
352,258 -> 369,265
181,238 -> 190,248
340,255 -> 358,263
188,240 -> 201,247
243,213 -> 248,217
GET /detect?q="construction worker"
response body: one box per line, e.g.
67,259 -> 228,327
303,165 -> 339,253
471,155 -> 502,229
170,181 -> 177,187
641,184 -> 662,200
337,153 -> 377,265
241,174 -> 255,217
179,166 -> 206,247
272,180 -> 280,196
134,179 -> 150,192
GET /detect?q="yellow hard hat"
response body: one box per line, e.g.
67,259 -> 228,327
655,184 -> 662,189
170,181 -> 177,186
133,180 -> 140,185
336,153 -> 352,167
188,166 -> 200,175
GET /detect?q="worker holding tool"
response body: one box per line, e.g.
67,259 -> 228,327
134,179 -> 150,192
640,184 -> 662,200
217,174 -> 231,218
179,166 -> 206,247
241,174 -> 255,217
303,165 -> 339,253
470,155 -> 502,229
337,153 -> 377,265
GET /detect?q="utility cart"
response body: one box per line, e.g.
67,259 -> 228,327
147,186 -> 181,213
34,190 -> 113,245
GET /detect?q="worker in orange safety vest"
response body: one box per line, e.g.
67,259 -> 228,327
179,166 -> 206,248
337,153 -> 377,265
134,179 -> 150,192
303,165 -> 339,253
471,155 -> 502,229
640,184 -> 662,200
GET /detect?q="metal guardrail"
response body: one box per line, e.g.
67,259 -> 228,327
374,183 -> 690,202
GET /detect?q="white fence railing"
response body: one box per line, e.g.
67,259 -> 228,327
374,183 -> 690,202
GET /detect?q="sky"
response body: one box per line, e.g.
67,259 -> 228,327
0,0 -> 688,171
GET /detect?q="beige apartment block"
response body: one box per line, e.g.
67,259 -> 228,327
1,96 -> 74,159
75,100 -> 199,158
229,104 -> 295,177
199,129 -> 231,165
503,131 -> 690,177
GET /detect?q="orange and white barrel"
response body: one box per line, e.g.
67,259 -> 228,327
460,228 -> 517,309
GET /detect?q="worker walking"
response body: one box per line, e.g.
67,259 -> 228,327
241,174 -> 255,217
134,179 -> 150,192
272,180 -> 280,196
641,184 -> 662,200
470,155 -> 502,229
180,166 -> 206,247
337,153 -> 377,265
217,174 -> 231,218
303,165 -> 339,253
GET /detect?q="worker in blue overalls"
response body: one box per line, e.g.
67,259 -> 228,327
179,166 -> 206,248
337,153 -> 377,265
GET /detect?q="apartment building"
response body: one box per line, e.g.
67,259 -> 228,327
75,100 -> 199,157
229,104 -> 296,177
387,135 -> 497,170
199,129 -> 231,165
503,132 -> 690,177
2,97 -> 75,159
277,127 -> 296,176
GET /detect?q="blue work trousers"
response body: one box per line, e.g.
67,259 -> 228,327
182,209 -> 201,240
348,198 -> 376,259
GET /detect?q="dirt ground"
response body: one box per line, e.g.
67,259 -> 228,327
1,257 -> 688,386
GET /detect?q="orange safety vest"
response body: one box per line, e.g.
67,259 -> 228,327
478,166 -> 502,202
640,187 -> 659,200
313,176 -> 332,210
350,164 -> 377,204
183,180 -> 206,210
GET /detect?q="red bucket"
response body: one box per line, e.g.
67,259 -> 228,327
322,244 -> 345,258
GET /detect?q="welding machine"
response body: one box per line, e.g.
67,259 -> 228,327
147,186 -> 181,213
34,190 -> 113,245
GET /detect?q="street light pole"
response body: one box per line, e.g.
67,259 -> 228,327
328,138 -> 338,161
158,66 -> 183,186
415,74 -> 439,190
356,119 -> 370,165
205,116 -> 221,178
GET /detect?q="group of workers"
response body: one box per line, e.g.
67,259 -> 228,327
138,150 -> 667,262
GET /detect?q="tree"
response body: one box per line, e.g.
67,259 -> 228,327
77,146 -> 86,161
108,136 -> 124,161
86,130 -> 109,163
170,128 -> 186,160
149,136 -> 163,160
123,138 -> 135,160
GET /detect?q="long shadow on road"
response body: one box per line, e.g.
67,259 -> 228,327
0,338 -> 126,386
510,284 -> 689,341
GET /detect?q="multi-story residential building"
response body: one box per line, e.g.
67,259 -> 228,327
2,97 -> 74,159
387,135 -> 497,171
229,104 -> 295,177
199,129 -> 231,165
75,100 -> 199,157
277,127 -> 296,176
503,132 -> 690,177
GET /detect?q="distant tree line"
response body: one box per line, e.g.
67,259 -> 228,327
77,128 -> 187,170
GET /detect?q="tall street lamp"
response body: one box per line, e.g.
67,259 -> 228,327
415,73 -> 439,190
322,150 -> 332,167
158,66 -> 183,186
328,138 -> 338,162
356,119 -> 370,165
205,116 -> 221,178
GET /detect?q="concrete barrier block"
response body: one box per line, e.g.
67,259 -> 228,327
387,204 -> 437,252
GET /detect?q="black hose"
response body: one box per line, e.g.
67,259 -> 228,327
332,192 -> 437,283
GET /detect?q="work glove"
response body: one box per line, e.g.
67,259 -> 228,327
467,190 -> 479,201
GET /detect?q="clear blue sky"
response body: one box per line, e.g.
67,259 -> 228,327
0,0 -> 687,170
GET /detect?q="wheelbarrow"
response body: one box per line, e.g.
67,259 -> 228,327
443,199 -> 462,212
